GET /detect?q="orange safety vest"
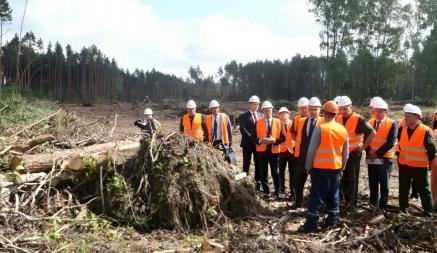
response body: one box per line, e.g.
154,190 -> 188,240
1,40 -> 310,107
336,113 -> 364,153
398,123 -> 430,168
313,121 -> 348,169
205,113 -> 230,145
294,117 -> 324,158
256,118 -> 281,153
368,118 -> 395,158
293,114 -> 305,131
182,113 -> 204,141
395,118 -> 407,153
279,120 -> 294,154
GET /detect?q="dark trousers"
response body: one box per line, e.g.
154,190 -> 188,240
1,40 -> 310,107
304,169 -> 341,229
294,158 -> 308,207
367,159 -> 392,207
257,150 -> 280,195
398,165 -> 434,216
242,144 -> 259,181
341,152 -> 361,209
278,152 -> 294,195
213,140 -> 237,166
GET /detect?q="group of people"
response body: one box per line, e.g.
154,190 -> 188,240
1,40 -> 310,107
169,95 -> 437,232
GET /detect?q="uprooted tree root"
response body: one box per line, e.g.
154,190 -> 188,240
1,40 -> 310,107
108,132 -> 267,230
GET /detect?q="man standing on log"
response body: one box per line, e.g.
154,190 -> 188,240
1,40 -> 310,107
337,96 -> 375,213
397,104 -> 435,217
253,101 -> 285,198
180,100 -> 208,142
299,101 -> 349,232
239,95 -> 263,190
205,100 -> 236,165
292,97 -> 324,208
366,99 -> 397,211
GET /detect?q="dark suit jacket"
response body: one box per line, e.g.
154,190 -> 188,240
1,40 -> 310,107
239,111 -> 263,148
298,118 -> 317,161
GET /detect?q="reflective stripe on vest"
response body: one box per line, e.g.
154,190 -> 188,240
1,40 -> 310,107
205,113 -> 230,145
182,113 -> 204,141
279,120 -> 294,153
256,118 -> 281,153
398,124 -> 429,168
313,121 -> 348,169
294,117 -> 324,158
336,113 -> 364,153
368,118 -> 395,158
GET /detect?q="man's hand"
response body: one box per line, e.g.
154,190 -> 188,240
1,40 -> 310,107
352,144 -> 364,153
368,150 -> 378,159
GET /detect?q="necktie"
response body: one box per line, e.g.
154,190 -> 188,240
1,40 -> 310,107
267,120 -> 272,137
284,123 -> 288,133
375,121 -> 380,131
309,119 -> 315,136
213,116 -> 218,139
252,112 -> 257,123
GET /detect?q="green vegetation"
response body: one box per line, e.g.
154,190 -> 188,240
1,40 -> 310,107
0,86 -> 55,131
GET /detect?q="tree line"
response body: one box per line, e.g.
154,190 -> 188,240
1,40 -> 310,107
0,0 -> 437,105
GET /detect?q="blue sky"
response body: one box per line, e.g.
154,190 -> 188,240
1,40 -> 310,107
8,0 -> 321,78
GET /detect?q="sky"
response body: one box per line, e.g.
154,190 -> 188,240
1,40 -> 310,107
8,0 -> 322,78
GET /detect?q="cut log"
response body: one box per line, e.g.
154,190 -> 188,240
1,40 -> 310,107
22,141 -> 140,173
14,172 -> 48,185
10,134 -> 55,153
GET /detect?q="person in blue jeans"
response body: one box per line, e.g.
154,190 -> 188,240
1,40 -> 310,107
299,101 -> 349,232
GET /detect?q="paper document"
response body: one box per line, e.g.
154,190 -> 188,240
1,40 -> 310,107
365,158 -> 383,165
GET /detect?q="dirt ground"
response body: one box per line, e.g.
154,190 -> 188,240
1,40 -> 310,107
32,102 -> 431,252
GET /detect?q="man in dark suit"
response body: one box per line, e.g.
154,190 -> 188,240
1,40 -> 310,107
239,95 -> 263,190
292,97 -> 324,208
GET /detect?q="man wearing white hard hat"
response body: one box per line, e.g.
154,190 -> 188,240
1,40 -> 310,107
369,97 -> 384,120
278,107 -> 294,199
397,104 -> 435,217
239,95 -> 263,190
253,101 -> 285,197
291,97 -> 324,208
294,97 -> 309,127
180,100 -> 208,142
336,96 -> 375,213
205,100 -> 236,165
366,99 -> 397,211
134,108 -> 161,132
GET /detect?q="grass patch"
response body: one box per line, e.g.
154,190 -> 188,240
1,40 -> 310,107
0,86 -> 56,131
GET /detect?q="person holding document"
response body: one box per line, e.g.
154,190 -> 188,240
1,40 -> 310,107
366,99 -> 397,211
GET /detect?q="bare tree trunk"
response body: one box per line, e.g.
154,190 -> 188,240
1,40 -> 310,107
16,0 -> 29,91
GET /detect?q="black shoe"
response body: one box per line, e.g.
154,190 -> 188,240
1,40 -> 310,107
321,221 -> 338,229
298,225 -> 321,233
255,183 -> 261,192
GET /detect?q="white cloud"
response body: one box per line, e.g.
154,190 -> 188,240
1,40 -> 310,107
7,0 -> 321,78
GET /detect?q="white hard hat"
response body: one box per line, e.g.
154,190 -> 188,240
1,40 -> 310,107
209,99 -> 220,108
261,101 -> 273,110
373,100 -> 388,110
297,97 -> 309,107
338,96 -> 352,107
369,96 -> 383,107
186,100 -> 197,108
334,96 -> 341,104
308,97 -> 322,107
403,103 -> 422,117
144,108 -> 153,115
278,107 -> 289,114
248,95 -> 260,103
